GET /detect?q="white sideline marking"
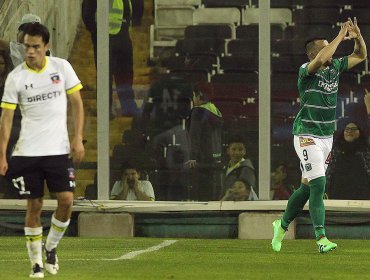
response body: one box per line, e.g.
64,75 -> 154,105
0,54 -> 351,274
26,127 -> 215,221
105,240 -> 178,260
0,240 -> 178,262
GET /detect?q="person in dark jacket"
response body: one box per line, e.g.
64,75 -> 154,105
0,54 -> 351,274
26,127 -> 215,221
221,178 -> 258,201
326,120 -> 370,199
82,0 -> 140,117
185,86 -> 223,200
221,134 -> 258,199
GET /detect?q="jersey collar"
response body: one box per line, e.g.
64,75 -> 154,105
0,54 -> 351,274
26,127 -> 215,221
24,57 -> 49,73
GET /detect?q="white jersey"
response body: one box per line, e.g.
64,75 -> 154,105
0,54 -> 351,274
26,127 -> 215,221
1,56 -> 82,156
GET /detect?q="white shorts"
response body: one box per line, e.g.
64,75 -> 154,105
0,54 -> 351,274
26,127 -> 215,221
293,135 -> 333,182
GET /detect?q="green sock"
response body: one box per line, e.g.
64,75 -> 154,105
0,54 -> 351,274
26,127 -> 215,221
308,176 -> 326,240
281,183 -> 310,230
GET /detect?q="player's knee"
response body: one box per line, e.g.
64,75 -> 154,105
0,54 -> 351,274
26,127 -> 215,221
309,176 -> 326,195
27,198 -> 43,213
56,192 -> 73,209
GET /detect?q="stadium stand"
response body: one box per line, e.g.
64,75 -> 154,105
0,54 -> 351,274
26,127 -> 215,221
211,72 -> 258,87
163,54 -> 218,74
156,0 -> 202,6
176,38 -> 227,56
271,55 -> 307,73
153,4 -> 195,41
159,71 -> 209,84
219,55 -> 258,73
360,74 -> 370,86
226,39 -> 258,56
338,8 -> 370,24
251,0 -> 296,8
155,5 -> 195,27
193,7 -> 241,25
236,24 -> 284,40
271,39 -> 307,56
185,24 -> 235,40
284,24 -> 336,40
150,1 -> 199,60
294,0 -> 351,9
292,7 -> 341,25
271,117 -> 295,144
243,8 -> 292,27
202,0 -> 249,8
148,0 -> 370,202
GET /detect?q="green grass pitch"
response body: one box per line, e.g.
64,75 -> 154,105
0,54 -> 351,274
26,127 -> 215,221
0,237 -> 370,279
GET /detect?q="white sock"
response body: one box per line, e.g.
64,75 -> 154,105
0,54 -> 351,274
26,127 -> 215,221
45,215 -> 70,252
24,227 -> 43,267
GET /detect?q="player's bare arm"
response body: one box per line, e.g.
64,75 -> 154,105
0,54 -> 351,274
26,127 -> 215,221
0,108 -> 15,175
68,90 -> 85,164
307,21 -> 350,74
347,17 -> 367,69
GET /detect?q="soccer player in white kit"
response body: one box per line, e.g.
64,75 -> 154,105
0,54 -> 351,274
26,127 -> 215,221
0,23 -> 84,278
271,18 -> 367,253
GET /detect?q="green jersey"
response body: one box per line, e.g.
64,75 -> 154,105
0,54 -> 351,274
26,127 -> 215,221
293,57 -> 348,137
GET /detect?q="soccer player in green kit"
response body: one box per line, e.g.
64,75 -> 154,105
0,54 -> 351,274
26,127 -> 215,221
272,18 -> 367,253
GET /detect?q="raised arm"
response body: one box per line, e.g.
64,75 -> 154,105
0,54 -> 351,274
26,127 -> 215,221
347,17 -> 367,69
307,22 -> 349,74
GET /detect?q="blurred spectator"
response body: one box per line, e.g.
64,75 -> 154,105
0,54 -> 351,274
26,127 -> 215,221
270,162 -> 294,200
221,134 -> 257,200
365,89 -> 370,116
185,85 -> 223,200
0,14 -> 43,67
0,49 -> 12,98
221,178 -> 258,201
365,89 -> 370,142
326,120 -> 370,199
0,47 -> 16,199
110,164 -> 155,201
132,0 -> 144,26
0,47 -> 21,163
82,0 -> 140,117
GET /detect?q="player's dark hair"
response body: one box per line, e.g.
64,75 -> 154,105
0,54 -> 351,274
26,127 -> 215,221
227,134 -> 247,147
304,37 -> 326,54
18,22 -> 32,32
121,162 -> 139,173
234,178 -> 251,190
22,22 -> 50,44
192,82 -> 208,101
